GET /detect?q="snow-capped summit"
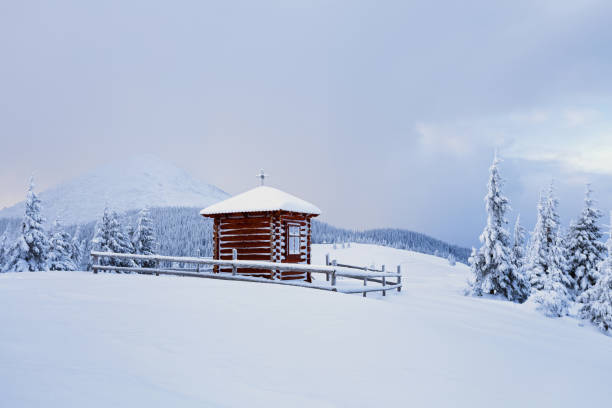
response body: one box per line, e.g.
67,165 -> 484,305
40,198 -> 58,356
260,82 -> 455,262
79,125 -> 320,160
0,154 -> 229,225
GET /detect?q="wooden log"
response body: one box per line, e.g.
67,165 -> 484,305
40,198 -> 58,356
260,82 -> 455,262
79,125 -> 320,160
219,241 -> 271,249
220,219 -> 271,228
90,251 -> 336,274
232,248 -> 237,276
382,265 -> 386,296
220,254 -> 271,261
220,228 -> 272,236
220,248 -> 272,255
331,260 -> 337,286
363,276 -> 367,298
219,234 -> 271,242
397,265 -> 402,292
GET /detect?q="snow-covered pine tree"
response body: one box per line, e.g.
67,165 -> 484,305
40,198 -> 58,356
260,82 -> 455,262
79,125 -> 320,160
71,224 -> 84,269
511,215 -> 527,272
3,178 -> 49,272
448,253 -> 456,266
47,217 -> 77,271
468,155 -> 530,303
527,183 -> 561,291
91,208 -> 135,268
565,185 -> 606,295
579,211 -> 612,333
532,234 -> 572,317
126,224 -> 136,253
132,207 -> 157,267
0,232 -> 8,271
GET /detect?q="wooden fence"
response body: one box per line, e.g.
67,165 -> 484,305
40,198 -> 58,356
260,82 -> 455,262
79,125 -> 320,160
90,251 -> 402,297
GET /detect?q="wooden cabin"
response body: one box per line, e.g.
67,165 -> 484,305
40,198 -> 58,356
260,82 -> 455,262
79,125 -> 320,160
200,185 -> 321,281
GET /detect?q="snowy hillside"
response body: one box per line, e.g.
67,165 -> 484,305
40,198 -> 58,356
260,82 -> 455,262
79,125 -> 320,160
0,154 -> 229,225
1,243 -> 610,407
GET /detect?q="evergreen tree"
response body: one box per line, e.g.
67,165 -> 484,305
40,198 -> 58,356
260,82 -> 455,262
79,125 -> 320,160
532,234 -> 572,317
47,217 -> 77,271
126,224 -> 136,253
527,183 -> 561,290
71,224 -> 84,269
91,207 -> 135,269
0,232 -> 8,271
468,155 -> 530,303
132,207 -> 157,267
511,215 -> 526,272
3,178 -> 49,272
579,211 -> 612,333
565,185 -> 606,295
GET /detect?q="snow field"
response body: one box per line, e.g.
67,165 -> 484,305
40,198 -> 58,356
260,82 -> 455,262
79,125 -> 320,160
0,244 -> 610,407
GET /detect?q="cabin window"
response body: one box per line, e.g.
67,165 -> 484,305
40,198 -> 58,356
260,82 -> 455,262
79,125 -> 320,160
288,225 -> 301,255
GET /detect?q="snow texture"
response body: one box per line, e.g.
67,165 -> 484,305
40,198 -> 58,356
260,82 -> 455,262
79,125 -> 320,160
0,244 -> 610,407
0,154 -> 229,225
200,185 -> 321,216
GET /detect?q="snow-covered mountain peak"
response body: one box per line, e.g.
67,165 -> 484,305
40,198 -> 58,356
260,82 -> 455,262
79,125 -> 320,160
0,154 -> 229,225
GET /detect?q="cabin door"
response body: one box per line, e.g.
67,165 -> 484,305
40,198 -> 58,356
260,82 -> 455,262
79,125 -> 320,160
284,222 -> 302,263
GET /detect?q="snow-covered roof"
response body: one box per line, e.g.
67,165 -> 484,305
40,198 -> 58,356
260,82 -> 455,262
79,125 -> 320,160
200,186 -> 321,216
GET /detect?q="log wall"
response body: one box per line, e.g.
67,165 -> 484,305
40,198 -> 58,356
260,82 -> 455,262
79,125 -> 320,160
206,211 -> 315,282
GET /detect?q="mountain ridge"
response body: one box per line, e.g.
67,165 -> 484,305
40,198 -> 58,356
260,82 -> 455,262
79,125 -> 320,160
0,154 -> 229,225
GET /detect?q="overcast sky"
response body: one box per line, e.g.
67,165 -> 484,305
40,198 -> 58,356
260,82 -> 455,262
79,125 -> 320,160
1,0 -> 612,247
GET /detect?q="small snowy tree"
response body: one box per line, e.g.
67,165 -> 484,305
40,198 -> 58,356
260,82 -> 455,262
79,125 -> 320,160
3,178 -> 49,272
532,239 -> 572,317
468,155 -> 530,303
70,224 -> 84,269
0,232 -> 8,271
527,184 -> 561,291
91,208 -> 135,269
511,215 -> 527,272
132,207 -> 157,267
448,253 -> 456,266
565,185 -> 606,295
47,217 -> 77,271
579,211 -> 612,333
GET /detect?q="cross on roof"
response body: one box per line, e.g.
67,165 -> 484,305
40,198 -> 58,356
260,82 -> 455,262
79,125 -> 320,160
257,169 -> 268,186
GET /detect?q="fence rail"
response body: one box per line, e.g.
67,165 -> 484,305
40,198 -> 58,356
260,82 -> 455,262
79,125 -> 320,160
90,251 -> 402,297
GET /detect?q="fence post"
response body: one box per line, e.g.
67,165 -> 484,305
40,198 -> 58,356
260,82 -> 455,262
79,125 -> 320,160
232,248 -> 238,276
331,259 -> 337,287
155,260 -> 159,276
325,253 -> 330,281
397,265 -> 401,292
92,254 -> 98,274
363,276 -> 367,297
382,264 -> 386,296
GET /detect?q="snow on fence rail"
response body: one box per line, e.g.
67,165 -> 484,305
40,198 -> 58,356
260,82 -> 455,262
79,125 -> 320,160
90,251 -> 402,296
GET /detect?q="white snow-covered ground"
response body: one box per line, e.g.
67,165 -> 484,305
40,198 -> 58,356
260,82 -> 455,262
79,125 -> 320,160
1,243 -> 610,407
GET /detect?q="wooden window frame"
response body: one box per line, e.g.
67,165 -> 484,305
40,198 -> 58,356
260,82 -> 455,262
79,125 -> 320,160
286,222 -> 301,258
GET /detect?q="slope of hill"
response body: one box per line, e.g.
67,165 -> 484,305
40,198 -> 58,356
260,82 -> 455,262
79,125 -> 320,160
0,154 -> 229,225
0,244 -> 609,407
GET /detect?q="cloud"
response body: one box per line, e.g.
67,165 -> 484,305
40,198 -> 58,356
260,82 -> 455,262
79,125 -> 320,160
415,105 -> 612,175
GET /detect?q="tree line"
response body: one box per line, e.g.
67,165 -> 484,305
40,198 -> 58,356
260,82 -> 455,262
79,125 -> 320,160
468,155 -> 612,334
0,179 -> 157,272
